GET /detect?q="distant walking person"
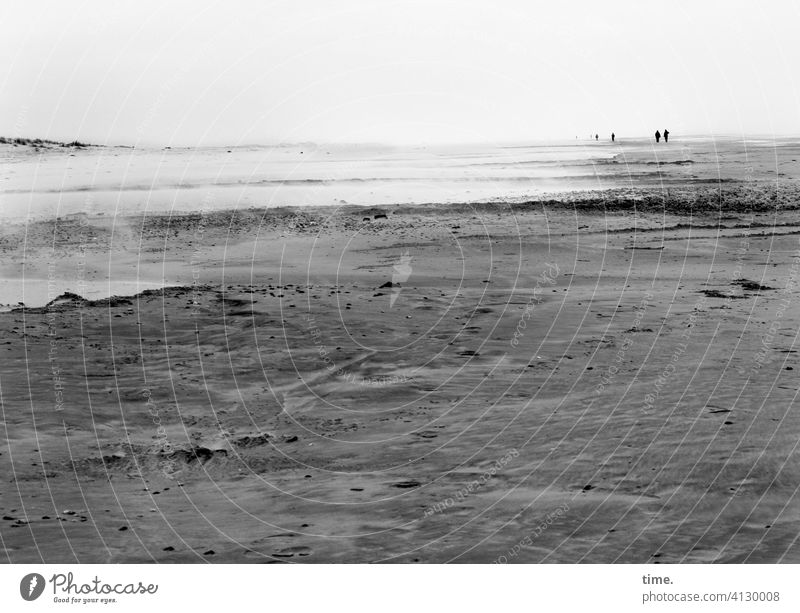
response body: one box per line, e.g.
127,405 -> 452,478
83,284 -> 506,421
611,132 -> 615,142
655,130 -> 661,143
663,129 -> 669,143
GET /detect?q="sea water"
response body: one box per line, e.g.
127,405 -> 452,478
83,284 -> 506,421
3,136 -> 796,220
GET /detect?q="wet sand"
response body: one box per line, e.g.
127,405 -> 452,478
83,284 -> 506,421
2,182 -> 800,563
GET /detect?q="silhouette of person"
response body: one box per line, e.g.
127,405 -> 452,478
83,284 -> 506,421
655,130 -> 661,143
663,129 -> 669,143
611,133 -> 615,142
595,134 -> 598,141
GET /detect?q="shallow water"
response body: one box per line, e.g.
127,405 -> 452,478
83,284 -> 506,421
2,136 -> 798,220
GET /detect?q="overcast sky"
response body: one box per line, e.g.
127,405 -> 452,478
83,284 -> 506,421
1,0 -> 798,145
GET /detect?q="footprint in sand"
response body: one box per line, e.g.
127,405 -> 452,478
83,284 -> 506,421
412,430 -> 438,439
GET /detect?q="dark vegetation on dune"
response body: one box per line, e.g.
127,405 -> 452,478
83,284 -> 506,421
0,136 -> 93,148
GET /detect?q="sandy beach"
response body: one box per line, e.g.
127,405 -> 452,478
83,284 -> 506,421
2,139 -> 800,563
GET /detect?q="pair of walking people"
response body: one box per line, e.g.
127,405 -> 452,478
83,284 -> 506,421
655,129 -> 669,143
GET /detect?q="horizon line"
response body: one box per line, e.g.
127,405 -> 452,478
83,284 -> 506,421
4,132 -> 800,150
